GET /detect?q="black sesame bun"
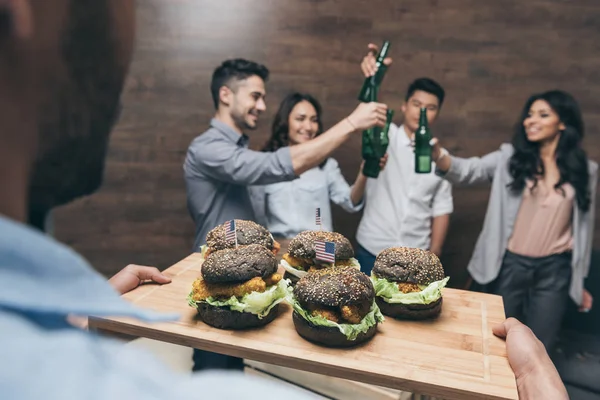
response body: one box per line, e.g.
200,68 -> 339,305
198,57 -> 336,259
292,267 -> 379,347
292,311 -> 377,347
192,244 -> 285,330
375,297 -> 443,320
202,244 -> 277,284
287,231 -> 354,260
372,247 -> 445,320
197,302 -> 280,330
280,231 -> 359,284
295,267 -> 373,311
373,247 -> 444,285
205,220 -> 277,254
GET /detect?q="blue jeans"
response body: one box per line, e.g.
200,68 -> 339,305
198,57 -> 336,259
356,244 -> 377,275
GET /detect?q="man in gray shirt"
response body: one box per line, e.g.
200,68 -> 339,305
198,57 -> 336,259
184,58 -> 387,251
184,58 -> 387,371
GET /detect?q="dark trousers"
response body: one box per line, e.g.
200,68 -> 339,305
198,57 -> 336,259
192,349 -> 244,372
472,250 -> 572,351
356,244 -> 377,276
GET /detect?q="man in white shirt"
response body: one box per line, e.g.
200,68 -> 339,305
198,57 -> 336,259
356,45 -> 453,274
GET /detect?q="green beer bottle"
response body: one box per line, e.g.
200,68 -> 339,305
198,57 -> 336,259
414,107 -> 432,173
358,40 -> 391,102
361,80 -> 378,168
363,109 -> 394,178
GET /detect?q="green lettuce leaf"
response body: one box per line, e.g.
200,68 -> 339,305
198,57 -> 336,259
198,245 -> 208,258
187,278 -> 292,318
371,275 -> 449,305
290,297 -> 384,341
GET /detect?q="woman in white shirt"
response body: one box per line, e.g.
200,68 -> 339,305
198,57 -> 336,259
254,92 -> 387,240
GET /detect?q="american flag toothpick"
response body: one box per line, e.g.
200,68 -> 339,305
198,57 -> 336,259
225,219 -> 237,247
315,208 -> 322,229
315,240 -> 335,263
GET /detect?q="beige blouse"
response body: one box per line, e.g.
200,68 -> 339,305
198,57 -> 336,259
507,181 -> 574,258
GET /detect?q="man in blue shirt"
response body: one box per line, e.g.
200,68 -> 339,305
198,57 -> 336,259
0,1 -> 568,399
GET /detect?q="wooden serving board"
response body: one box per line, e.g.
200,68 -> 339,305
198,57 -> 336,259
89,253 -> 518,400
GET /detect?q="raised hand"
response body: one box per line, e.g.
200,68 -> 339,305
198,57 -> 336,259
360,43 -> 393,77
347,102 -> 388,131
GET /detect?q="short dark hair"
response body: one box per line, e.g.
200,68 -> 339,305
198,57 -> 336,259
405,78 -> 445,108
210,58 -> 269,109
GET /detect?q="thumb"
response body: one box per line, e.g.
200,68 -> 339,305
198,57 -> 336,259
151,272 -> 172,284
383,57 -> 392,66
131,265 -> 172,284
492,321 -> 508,339
367,43 -> 378,54
492,317 -> 522,339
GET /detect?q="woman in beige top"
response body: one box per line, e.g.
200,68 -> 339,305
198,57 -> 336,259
432,90 -> 596,350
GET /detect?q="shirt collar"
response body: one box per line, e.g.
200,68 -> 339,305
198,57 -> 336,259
0,214 -> 178,322
396,124 -> 413,147
210,118 -> 249,146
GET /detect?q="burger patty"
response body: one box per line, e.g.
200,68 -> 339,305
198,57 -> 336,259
309,304 -> 364,324
282,253 -> 354,270
272,240 -> 281,255
191,273 -> 282,302
398,282 -> 422,293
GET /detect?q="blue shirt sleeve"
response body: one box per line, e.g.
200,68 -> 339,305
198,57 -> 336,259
1,311 -> 313,400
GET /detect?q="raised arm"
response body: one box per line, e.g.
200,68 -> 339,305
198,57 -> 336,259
290,102 -> 387,175
432,139 -> 505,186
187,102 -> 387,186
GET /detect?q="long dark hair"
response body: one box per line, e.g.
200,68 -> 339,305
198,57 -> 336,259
262,92 -> 324,152
508,90 -> 590,211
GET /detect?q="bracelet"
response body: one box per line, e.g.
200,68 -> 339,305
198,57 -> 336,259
436,148 -> 449,162
346,117 -> 357,131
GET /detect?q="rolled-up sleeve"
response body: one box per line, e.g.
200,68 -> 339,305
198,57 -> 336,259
190,137 -> 296,185
432,179 -> 453,217
326,159 -> 363,213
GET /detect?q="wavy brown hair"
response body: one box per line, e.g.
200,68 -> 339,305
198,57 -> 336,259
508,90 -> 590,211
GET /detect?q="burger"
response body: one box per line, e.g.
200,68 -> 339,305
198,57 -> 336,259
290,267 -> 384,347
200,219 -> 281,258
371,247 -> 449,320
188,244 -> 291,329
280,230 -> 360,284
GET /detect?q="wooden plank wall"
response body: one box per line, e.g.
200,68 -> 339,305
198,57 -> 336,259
54,0 -> 600,288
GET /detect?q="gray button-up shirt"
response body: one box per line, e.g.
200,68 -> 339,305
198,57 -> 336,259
184,119 -> 296,250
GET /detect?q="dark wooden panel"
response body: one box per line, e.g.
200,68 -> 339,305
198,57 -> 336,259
55,0 -> 600,286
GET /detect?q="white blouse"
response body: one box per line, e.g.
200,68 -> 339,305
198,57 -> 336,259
250,158 -> 363,238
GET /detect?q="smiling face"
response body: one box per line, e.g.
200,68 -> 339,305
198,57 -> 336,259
522,99 -> 565,143
225,75 -> 266,131
401,90 -> 440,133
287,100 -> 320,145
